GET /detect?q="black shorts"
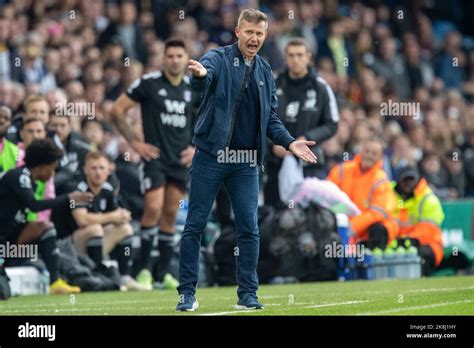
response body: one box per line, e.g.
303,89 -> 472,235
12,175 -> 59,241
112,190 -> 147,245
141,160 -> 188,193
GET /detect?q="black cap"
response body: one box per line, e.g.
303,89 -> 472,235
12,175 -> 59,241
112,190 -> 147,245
398,165 -> 420,182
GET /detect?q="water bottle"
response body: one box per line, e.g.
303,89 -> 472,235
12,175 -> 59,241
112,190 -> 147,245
383,241 -> 396,278
336,214 -> 349,280
336,214 -> 349,245
404,240 -> 421,279
361,249 -> 373,280
394,243 -> 407,278
39,270 -> 50,295
346,255 -> 357,280
371,247 -> 383,279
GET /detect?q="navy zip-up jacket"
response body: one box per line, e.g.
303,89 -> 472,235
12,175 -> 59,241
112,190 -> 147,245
190,42 -> 295,168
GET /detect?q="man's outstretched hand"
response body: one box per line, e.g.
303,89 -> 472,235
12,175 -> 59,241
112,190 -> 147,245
289,140 -> 317,163
188,59 -> 207,77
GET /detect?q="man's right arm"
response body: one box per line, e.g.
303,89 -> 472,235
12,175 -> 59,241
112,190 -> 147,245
189,49 -> 221,92
110,94 -> 139,145
110,93 -> 159,161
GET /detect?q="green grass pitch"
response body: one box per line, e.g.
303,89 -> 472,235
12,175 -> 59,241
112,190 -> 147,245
1,275 -> 473,316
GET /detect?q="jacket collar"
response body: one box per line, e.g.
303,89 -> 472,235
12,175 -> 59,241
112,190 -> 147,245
283,65 -> 316,81
414,177 -> 431,197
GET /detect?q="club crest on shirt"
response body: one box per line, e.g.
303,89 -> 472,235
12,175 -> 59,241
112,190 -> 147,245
100,198 -> 107,211
184,90 -> 192,103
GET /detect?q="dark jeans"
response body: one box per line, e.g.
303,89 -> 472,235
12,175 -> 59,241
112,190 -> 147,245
178,148 -> 260,299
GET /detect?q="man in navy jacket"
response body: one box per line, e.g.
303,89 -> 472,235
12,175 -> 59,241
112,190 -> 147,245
176,8 -> 317,312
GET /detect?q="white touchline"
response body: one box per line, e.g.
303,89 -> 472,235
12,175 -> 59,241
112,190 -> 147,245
198,300 -> 370,315
303,300 -> 369,309
1,299 -> 159,309
200,310 -> 257,316
357,299 -> 474,315
2,306 -> 170,314
213,286 -> 474,302
404,286 -> 474,293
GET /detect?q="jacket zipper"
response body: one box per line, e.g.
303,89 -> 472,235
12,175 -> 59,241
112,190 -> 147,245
225,63 -> 250,149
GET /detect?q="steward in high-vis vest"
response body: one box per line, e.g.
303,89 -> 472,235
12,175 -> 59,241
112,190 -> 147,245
394,165 -> 444,276
0,106 -> 20,176
328,139 -> 399,249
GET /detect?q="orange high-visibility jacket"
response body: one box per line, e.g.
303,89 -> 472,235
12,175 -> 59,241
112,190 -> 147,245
328,155 -> 399,242
394,178 -> 445,266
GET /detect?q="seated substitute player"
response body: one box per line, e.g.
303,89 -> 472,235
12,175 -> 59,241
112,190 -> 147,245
69,151 -> 147,291
0,139 -> 93,294
111,38 -> 198,289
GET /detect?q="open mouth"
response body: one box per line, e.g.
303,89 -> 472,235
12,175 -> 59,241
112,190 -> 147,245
247,43 -> 258,52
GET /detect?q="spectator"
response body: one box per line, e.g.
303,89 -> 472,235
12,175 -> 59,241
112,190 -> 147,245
435,31 -> 465,89
0,13 -> 23,82
7,94 -> 50,143
419,152 -> 450,199
318,17 -> 355,77
372,37 -> 411,99
98,0 -> 148,65
389,134 -> 417,181
443,148 -> 465,198
402,34 -> 434,90
81,119 -> 105,151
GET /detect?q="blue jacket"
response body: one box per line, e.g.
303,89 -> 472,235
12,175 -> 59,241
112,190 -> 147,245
190,42 -> 295,168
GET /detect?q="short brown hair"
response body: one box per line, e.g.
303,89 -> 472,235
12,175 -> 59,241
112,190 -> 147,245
237,8 -> 268,28
286,38 -> 311,53
21,117 -> 44,130
85,151 -> 109,164
23,94 -> 48,111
